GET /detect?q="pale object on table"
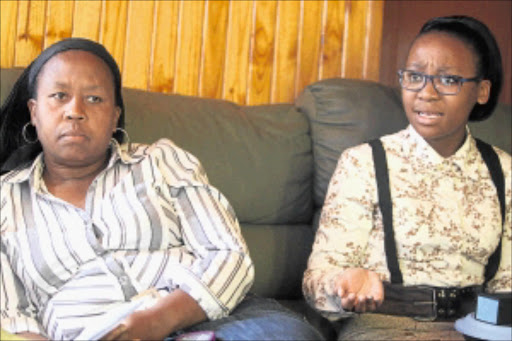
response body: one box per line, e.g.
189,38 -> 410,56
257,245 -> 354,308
455,313 -> 512,341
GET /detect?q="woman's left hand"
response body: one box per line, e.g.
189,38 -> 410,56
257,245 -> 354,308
101,308 -> 167,341
333,267 -> 384,313
101,289 -> 207,341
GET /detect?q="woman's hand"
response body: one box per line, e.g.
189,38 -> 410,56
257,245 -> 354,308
13,332 -> 47,340
101,289 -> 207,341
101,308 -> 164,341
333,268 -> 384,313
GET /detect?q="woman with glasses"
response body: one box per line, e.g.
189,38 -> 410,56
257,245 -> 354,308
303,15 -> 510,340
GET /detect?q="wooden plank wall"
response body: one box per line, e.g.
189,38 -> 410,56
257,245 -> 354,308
0,0 -> 383,105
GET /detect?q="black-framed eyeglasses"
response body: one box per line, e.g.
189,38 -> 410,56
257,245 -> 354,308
397,69 -> 481,95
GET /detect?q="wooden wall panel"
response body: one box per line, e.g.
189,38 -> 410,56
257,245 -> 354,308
320,1 -> 346,80
100,0 -> 128,74
15,0 -> 46,67
223,1 -> 253,104
150,1 -> 179,93
123,0 -> 154,89
72,0 -> 101,41
341,0 -> 368,79
175,1 -> 205,97
248,1 -> 277,105
0,0 -> 18,67
296,1 -> 324,97
272,1 -> 300,103
1,0 -> 384,105
43,0 -> 73,48
363,1 -> 383,81
200,1 -> 229,99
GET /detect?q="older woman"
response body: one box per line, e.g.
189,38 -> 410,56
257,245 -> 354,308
0,39 -> 323,341
303,15 -> 511,340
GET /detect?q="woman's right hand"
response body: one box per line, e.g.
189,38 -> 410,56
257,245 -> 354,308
333,268 -> 384,313
14,332 -> 47,340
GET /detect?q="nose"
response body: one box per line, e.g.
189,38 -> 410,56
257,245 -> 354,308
65,111 -> 85,120
418,76 -> 439,100
64,99 -> 85,120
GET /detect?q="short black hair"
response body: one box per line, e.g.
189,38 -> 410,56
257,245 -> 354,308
417,15 -> 502,121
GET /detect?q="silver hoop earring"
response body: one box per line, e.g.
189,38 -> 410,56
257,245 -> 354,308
22,122 -> 38,144
112,127 -> 131,152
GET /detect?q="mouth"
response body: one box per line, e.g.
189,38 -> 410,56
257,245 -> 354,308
413,110 -> 444,125
60,130 -> 88,141
417,111 -> 443,118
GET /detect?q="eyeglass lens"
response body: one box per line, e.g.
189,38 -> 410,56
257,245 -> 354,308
400,71 -> 461,95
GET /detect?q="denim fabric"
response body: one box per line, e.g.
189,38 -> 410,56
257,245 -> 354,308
334,313 -> 465,340
166,294 -> 324,341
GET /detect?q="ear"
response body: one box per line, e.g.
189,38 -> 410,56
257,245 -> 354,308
112,106 -> 121,133
477,80 -> 491,105
27,99 -> 37,124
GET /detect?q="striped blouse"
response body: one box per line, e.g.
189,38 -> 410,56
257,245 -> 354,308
1,139 -> 254,340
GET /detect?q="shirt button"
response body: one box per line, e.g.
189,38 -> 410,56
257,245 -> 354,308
119,276 -> 129,285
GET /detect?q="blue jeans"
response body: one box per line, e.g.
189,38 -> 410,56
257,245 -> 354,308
167,294 -> 324,341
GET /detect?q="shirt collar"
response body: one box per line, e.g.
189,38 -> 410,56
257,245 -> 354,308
404,125 -> 481,180
2,141 -> 143,185
1,154 -> 42,185
108,139 -> 145,166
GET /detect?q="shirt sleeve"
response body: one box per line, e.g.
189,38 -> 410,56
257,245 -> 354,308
150,140 -> 255,320
0,246 -> 45,336
303,144 -> 376,320
486,150 -> 512,293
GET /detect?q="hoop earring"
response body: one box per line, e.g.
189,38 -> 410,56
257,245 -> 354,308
112,127 -> 131,152
22,122 -> 38,144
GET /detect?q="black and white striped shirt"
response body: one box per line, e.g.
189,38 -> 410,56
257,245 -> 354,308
1,139 -> 254,340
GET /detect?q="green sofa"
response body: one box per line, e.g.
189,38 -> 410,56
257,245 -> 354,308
1,68 -> 510,339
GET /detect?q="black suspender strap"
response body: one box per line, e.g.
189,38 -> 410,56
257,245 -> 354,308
369,139 -> 403,284
475,138 -> 505,287
370,137 -> 505,287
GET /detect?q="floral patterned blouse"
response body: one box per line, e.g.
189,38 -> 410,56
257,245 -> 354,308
303,125 -> 511,319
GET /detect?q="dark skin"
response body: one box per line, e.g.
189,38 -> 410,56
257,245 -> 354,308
20,50 -> 207,340
332,32 -> 490,313
28,50 -> 121,209
102,290 -> 207,341
401,32 -> 490,157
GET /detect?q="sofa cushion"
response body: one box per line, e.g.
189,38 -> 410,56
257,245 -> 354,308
0,68 -> 24,103
469,103 -> 512,154
296,78 -> 408,207
123,88 -> 313,225
240,223 -> 314,299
